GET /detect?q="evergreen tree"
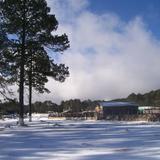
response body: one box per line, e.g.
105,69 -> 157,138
0,4 -> 16,100
25,44 -> 69,121
1,0 -> 69,125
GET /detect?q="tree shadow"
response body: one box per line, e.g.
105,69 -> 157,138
0,121 -> 160,160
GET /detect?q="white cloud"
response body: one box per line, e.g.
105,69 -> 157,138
35,1 -> 160,103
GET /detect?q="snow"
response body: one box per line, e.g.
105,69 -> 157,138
0,116 -> 160,160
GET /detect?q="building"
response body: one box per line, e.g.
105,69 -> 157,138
96,101 -> 138,119
138,106 -> 160,114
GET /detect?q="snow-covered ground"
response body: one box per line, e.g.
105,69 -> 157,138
0,116 -> 160,160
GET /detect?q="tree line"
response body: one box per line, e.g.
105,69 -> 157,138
0,99 -> 98,114
126,89 -> 160,106
112,89 -> 160,107
1,89 -> 160,116
0,0 -> 69,125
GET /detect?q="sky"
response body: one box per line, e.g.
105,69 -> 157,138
32,0 -> 160,104
89,0 -> 160,39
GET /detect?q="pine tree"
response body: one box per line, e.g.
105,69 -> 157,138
1,0 -> 69,125
25,44 -> 69,122
0,4 -> 15,100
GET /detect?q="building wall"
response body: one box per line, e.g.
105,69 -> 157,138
102,106 -> 138,118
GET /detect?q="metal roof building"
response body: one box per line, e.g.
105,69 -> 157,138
99,101 -> 138,108
97,101 -> 138,119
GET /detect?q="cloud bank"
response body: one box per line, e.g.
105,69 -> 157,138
35,0 -> 160,103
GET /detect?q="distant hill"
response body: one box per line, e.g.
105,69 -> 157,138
112,89 -> 160,106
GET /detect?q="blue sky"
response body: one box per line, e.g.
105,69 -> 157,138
89,0 -> 160,38
36,0 -> 160,103
3,0 -> 160,103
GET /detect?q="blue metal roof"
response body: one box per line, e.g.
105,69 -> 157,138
99,101 -> 138,107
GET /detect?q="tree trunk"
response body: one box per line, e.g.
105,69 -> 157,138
29,65 -> 32,122
19,57 -> 25,126
19,0 -> 26,126
29,84 -> 32,122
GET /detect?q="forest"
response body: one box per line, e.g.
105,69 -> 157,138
1,89 -> 160,115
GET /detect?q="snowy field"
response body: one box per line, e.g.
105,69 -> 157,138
0,116 -> 160,160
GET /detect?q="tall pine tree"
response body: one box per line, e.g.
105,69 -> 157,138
0,3 -> 15,100
25,43 -> 69,122
1,0 -> 69,125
